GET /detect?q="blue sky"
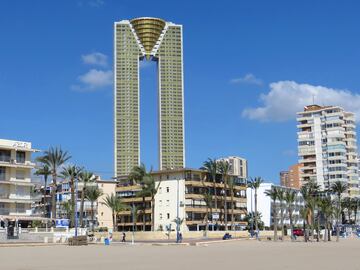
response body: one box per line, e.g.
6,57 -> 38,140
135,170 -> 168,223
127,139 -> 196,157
1,0 -> 360,183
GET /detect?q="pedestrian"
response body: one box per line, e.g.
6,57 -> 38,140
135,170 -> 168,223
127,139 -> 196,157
122,232 -> 126,242
179,232 -> 183,243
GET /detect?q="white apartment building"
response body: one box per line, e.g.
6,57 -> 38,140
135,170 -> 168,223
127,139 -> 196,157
218,156 -> 248,179
0,139 -> 40,223
247,183 -> 304,228
297,105 -> 359,196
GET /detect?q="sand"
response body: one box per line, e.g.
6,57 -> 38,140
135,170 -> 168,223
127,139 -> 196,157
0,239 -> 359,270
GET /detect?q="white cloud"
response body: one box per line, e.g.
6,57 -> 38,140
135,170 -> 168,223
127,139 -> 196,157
242,81 -> 360,122
82,52 -> 108,67
72,69 -> 113,92
230,73 -> 263,86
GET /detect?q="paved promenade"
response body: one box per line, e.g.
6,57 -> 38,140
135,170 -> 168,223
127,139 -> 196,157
0,238 -> 358,270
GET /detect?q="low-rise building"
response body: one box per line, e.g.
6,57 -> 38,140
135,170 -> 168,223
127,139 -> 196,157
116,168 -> 248,231
0,139 -> 41,228
247,183 -> 304,228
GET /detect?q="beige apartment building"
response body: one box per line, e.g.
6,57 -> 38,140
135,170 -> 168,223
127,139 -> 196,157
0,139 -> 40,225
96,179 -> 117,229
280,163 -> 303,189
218,156 -> 248,179
115,168 -> 247,232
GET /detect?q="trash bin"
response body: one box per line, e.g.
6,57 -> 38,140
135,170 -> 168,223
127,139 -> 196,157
104,238 -> 110,245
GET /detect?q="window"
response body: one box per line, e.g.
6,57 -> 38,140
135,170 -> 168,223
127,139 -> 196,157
166,200 -> 170,206
0,167 -> 5,181
0,150 -> 11,162
16,151 -> 25,163
166,187 -> 170,193
160,213 -> 163,220
16,170 -> 25,180
159,187 -> 162,194
159,200 -> 162,206
167,213 -> 170,219
101,212 -> 104,216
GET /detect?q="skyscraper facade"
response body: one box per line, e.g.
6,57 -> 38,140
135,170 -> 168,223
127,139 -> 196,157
297,105 -> 359,196
114,17 -> 185,176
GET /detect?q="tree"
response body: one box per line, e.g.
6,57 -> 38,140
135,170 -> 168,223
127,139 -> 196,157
330,181 -> 348,242
62,201 -> 72,220
78,170 -> 96,228
244,212 -> 264,231
284,190 -> 296,241
341,197 -> 352,223
130,164 -> 148,231
202,158 -> 218,211
277,189 -> 285,241
34,164 -> 51,218
141,173 -> 161,231
247,177 -> 264,237
227,176 -> 235,231
85,186 -> 103,231
202,188 -> 213,236
300,207 -> 310,242
318,197 -> 334,242
37,147 -> 71,220
60,165 -> 82,227
103,193 -> 128,232
351,197 -> 359,224
218,160 -> 230,230
265,187 -> 279,241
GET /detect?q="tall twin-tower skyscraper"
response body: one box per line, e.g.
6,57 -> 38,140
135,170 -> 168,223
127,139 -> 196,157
114,17 -> 185,176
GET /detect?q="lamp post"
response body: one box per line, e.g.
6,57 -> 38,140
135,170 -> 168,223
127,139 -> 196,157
131,202 -> 135,245
176,178 -> 180,243
74,177 -> 78,237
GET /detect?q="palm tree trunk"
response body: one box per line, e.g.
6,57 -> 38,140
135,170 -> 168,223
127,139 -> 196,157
112,211 -> 116,232
255,189 -> 258,234
303,220 -> 307,242
273,199 -> 278,241
91,201 -> 94,231
51,173 -> 57,221
43,176 -> 48,218
79,187 -> 85,228
142,196 -> 146,231
336,196 -> 340,242
231,189 -> 234,231
280,205 -> 284,241
70,178 -> 75,228
323,217 -> 327,242
205,204 -> 208,237
213,176 -> 217,210
289,208 -> 293,241
224,180 -> 227,231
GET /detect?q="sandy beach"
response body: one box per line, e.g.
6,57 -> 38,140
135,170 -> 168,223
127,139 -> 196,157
0,238 -> 359,270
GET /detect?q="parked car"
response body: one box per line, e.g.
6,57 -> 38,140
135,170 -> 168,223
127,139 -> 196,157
293,229 -> 304,237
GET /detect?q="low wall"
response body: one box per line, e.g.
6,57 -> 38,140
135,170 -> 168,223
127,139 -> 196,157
94,230 -> 276,241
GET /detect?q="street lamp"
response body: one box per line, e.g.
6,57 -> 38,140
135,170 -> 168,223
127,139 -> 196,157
74,176 -> 78,237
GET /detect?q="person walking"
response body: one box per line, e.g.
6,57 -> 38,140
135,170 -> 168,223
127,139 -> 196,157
122,232 -> 126,242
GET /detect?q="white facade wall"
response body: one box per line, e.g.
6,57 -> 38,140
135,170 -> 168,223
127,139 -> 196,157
154,173 -> 186,231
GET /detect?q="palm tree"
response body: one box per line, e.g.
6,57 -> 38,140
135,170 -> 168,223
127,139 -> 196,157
318,197 -> 333,242
277,189 -> 285,241
85,186 -> 103,231
265,187 -> 279,241
202,158 -> 218,211
203,188 -> 213,236
218,160 -> 230,230
78,170 -> 96,228
247,177 -> 264,237
34,164 -> 51,218
300,206 -> 310,242
227,176 -> 235,231
351,197 -> 359,224
60,165 -> 82,227
341,197 -> 352,223
330,181 -> 348,242
141,173 -> 161,231
284,189 -> 296,241
128,204 -> 140,231
62,201 -> 72,220
37,147 -> 71,220
130,164 -> 148,231
103,193 -> 128,232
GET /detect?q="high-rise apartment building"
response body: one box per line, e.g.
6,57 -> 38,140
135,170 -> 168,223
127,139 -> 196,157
280,163 -> 303,189
218,156 -> 248,179
297,105 -> 359,196
114,17 -> 185,176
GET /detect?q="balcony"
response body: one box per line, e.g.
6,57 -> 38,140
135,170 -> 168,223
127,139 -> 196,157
0,159 -> 35,168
